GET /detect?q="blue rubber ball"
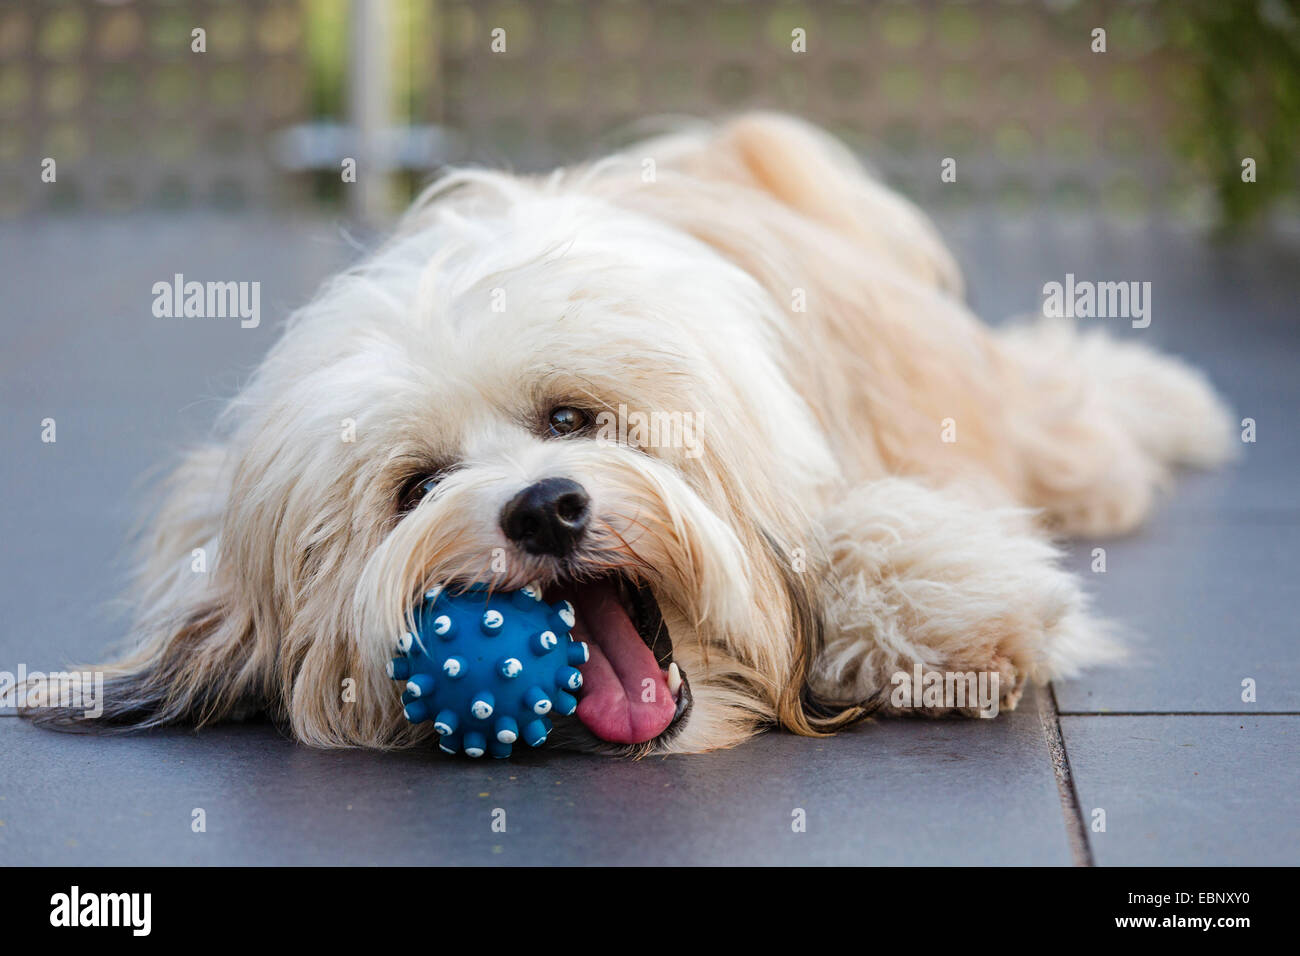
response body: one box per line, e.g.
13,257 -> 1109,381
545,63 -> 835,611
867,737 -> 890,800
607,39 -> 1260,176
388,583 -> 588,757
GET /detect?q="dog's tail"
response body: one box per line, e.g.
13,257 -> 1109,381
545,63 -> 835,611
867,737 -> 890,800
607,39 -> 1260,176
996,317 -> 1237,536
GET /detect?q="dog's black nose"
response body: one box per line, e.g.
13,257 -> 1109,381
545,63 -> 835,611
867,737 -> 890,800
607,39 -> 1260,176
500,478 -> 590,556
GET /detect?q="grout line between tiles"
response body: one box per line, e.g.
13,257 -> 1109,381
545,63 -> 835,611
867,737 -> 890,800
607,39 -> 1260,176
1038,683 -> 1094,867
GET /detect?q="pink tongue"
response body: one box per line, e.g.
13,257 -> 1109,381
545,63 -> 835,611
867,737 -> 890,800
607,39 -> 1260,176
555,581 -> 675,744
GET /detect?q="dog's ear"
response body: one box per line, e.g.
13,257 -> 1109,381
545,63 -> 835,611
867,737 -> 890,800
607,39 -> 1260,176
28,599 -> 262,733
777,593 -> 881,738
629,111 -> 964,297
762,532 -> 879,737
26,445 -> 268,733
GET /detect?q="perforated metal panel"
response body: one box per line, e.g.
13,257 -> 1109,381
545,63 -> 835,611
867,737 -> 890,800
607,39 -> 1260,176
0,1 -> 1289,226
435,0 -> 1208,222
0,0 -> 307,217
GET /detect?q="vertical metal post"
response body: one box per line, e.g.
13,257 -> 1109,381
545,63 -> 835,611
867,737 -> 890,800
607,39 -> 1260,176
349,0 -> 391,224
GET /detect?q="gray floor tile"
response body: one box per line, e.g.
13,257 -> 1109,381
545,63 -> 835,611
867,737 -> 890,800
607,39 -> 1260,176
1060,715 -> 1299,866
0,215 -> 351,402
0,684 -> 1071,866
0,216 -> 350,667
1056,522 -> 1300,714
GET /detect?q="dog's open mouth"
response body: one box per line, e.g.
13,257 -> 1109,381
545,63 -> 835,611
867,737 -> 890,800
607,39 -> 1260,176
544,575 -> 688,745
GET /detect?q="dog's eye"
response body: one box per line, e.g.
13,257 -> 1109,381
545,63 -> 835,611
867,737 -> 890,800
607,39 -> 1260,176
547,406 -> 589,437
398,474 -> 442,514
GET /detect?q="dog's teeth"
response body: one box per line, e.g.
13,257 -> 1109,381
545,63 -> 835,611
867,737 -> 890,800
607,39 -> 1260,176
667,662 -> 682,697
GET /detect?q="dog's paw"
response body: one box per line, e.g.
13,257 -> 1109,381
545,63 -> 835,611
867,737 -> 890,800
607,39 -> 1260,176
986,653 -> 1025,713
813,478 -> 1123,718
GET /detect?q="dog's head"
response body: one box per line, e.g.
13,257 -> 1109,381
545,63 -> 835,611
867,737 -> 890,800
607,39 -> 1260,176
39,116 -> 941,753
233,174 -> 844,754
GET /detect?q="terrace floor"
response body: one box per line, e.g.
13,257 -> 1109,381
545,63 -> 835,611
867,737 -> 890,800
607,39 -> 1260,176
1,211 -> 1295,864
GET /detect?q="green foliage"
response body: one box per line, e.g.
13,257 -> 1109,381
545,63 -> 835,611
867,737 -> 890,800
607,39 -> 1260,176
1173,0 -> 1300,231
305,0 -> 347,119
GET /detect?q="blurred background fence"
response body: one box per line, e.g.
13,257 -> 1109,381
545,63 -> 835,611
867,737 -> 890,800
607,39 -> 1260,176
1,0 -> 1297,231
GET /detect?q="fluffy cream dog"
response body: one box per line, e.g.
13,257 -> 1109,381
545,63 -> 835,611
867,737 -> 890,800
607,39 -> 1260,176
33,114 -> 1233,754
